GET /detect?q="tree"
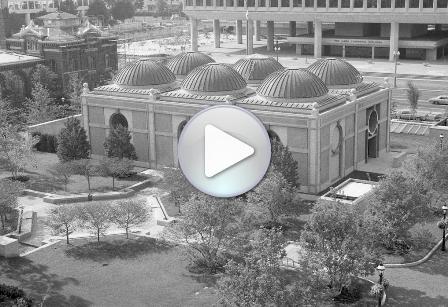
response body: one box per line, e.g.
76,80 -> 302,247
155,0 -> 168,15
70,159 -> 98,192
0,127 -> 39,179
300,200 -> 380,296
111,198 -> 150,238
57,117 -> 90,162
26,81 -> 60,124
46,205 -> 80,244
166,193 -> 243,273
367,170 -> 433,249
407,81 -> 420,118
246,169 -> 297,225
65,73 -> 84,114
111,1 -> 135,21
163,167 -> 195,214
87,0 -> 111,22
98,157 -> 134,190
0,179 -> 24,230
103,125 -> 137,160
31,64 -> 59,97
48,162 -> 75,191
218,228 -> 329,306
78,201 -> 113,242
57,0 -> 78,14
270,138 -> 300,187
135,0 -> 144,9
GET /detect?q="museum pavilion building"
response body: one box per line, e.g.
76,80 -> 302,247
81,52 -> 391,194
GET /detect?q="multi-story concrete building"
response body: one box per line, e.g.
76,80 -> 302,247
6,11 -> 118,90
81,53 -> 391,194
184,0 -> 448,61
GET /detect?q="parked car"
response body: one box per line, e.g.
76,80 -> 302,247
428,96 -> 448,105
396,110 -> 414,120
423,113 -> 442,122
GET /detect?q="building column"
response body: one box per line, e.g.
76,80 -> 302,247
247,19 -> 254,54
254,20 -> 261,41
190,18 -> 198,52
25,13 -> 31,25
213,19 -> 220,48
371,46 -> 375,61
236,20 -> 243,44
342,45 -> 346,57
289,21 -> 296,37
267,21 -> 274,52
314,20 -> 322,58
389,21 -> 399,61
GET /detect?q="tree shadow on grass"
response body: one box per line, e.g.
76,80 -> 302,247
407,250 -> 448,277
0,257 -> 92,306
25,171 -> 62,193
64,236 -> 174,262
387,286 -> 448,307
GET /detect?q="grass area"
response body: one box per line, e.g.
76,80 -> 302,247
390,134 -> 434,153
0,152 -> 149,195
0,235 -> 219,306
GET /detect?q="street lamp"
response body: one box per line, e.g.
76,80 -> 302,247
393,50 -> 400,88
442,205 -> 447,251
440,134 -> 444,150
274,38 -> 280,62
376,264 -> 385,307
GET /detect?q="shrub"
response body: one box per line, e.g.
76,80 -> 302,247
33,132 -> 58,153
0,284 -> 32,306
410,225 -> 437,250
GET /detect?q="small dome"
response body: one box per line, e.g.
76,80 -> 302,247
182,63 -> 247,94
166,52 -> 215,78
233,54 -> 284,84
257,68 -> 328,100
307,58 -> 363,87
113,59 -> 176,87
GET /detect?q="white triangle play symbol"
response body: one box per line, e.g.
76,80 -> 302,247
204,124 -> 255,178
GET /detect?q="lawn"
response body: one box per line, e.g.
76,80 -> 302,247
0,152 -> 149,195
0,235 -> 219,306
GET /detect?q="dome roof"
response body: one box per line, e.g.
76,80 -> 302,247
166,52 -> 215,78
257,68 -> 328,100
182,63 -> 247,94
113,59 -> 176,87
233,54 -> 284,84
307,58 -> 363,87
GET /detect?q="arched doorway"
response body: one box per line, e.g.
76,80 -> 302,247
329,122 -> 343,182
367,108 -> 379,159
110,112 -> 128,129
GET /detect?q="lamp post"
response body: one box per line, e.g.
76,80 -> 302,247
442,205 -> 447,251
440,134 -> 444,150
376,264 -> 385,307
393,50 -> 400,88
274,38 -> 280,62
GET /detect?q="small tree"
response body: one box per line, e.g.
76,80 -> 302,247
270,138 -> 300,187
246,169 -> 297,224
163,167 -> 195,214
70,159 -> 98,192
26,81 -> 60,124
98,157 -> 134,190
87,0 -> 110,23
407,81 -> 420,118
103,125 -> 137,160
78,201 -> 113,242
48,162 -> 75,191
46,205 -> 80,244
111,198 -> 150,238
57,117 -> 90,162
155,0 -> 168,15
31,64 -> 59,97
65,73 -> 83,114
0,127 -> 39,179
0,179 -> 24,230
111,1 -> 135,21
166,193 -> 243,273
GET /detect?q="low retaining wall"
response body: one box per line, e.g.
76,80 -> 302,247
28,114 -> 82,136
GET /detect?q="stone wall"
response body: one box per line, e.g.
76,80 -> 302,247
28,114 -> 83,136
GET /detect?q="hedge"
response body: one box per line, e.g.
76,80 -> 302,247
0,284 -> 33,306
32,132 -> 58,153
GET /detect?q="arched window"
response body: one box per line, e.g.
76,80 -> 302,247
110,112 -> 128,129
177,120 -> 188,139
105,54 -> 110,68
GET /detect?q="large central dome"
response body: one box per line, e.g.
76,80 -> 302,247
233,54 -> 284,84
182,63 -> 247,94
257,68 -> 328,100
165,52 -> 215,79
307,58 -> 363,88
113,59 -> 176,87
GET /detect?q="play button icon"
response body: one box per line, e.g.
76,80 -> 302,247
178,105 -> 271,198
204,124 -> 254,178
